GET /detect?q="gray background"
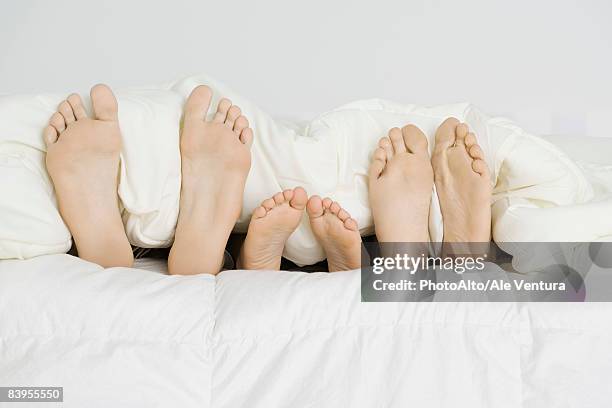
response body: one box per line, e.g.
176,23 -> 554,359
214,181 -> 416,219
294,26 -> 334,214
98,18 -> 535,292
1,0 -> 610,137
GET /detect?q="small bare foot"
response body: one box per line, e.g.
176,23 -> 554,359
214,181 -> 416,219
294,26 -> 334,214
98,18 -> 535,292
306,196 -> 362,272
432,118 -> 492,244
168,85 -> 253,275
44,84 -> 133,268
368,125 -> 433,243
237,187 -> 308,270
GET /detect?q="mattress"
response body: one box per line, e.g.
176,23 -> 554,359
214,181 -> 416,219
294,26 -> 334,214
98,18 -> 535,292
1,254 -> 612,407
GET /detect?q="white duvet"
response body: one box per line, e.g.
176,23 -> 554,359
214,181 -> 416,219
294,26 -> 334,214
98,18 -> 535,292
1,255 -> 612,407
1,73 -> 611,265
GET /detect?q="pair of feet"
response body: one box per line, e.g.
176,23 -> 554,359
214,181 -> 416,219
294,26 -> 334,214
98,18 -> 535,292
45,84 -> 252,274
369,121 -> 492,247
238,189 -> 361,272
44,84 -> 361,274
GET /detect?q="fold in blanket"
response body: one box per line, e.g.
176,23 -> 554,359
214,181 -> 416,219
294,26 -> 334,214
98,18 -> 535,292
0,73 -> 611,265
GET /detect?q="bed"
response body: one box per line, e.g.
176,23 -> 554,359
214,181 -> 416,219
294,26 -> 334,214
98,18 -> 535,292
0,135 -> 610,407
1,68 -> 612,407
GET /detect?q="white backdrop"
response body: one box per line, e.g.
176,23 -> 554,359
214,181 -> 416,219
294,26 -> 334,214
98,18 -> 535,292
1,0 -> 610,137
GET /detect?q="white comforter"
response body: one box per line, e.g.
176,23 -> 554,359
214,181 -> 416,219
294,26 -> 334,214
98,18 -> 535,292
1,255 -> 612,407
2,74 -> 612,407
1,73 -> 611,265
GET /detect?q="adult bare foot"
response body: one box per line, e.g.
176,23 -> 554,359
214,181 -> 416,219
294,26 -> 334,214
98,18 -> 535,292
237,187 -> 307,270
168,85 -> 253,275
306,196 -> 362,272
368,125 -> 433,243
432,117 -> 492,247
44,84 -> 133,268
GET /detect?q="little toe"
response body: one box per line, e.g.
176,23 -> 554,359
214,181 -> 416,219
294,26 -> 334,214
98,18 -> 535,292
307,195 -> 324,218
50,112 -> 66,133
234,116 -> 249,135
213,98 -> 232,123
369,147 -> 387,180
225,105 -> 241,129
434,117 -> 460,150
454,123 -> 469,147
184,85 -> 212,122
471,159 -> 489,176
290,187 -> 308,210
58,101 -> 75,125
379,137 -> 394,159
90,84 -> 118,122
67,93 -> 87,120
43,125 -> 58,145
389,127 -> 407,154
240,128 -> 254,147
401,124 -> 429,154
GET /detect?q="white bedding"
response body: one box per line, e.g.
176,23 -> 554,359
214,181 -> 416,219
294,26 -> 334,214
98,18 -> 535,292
1,73 -> 611,266
1,255 -> 612,407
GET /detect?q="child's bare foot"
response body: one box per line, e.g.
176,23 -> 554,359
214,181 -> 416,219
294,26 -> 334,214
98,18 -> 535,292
306,196 -> 362,272
368,125 -> 433,243
168,85 -> 253,275
237,187 -> 307,270
432,118 -> 492,244
44,84 -> 133,268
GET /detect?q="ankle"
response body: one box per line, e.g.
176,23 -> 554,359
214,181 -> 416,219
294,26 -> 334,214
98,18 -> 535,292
168,249 -> 224,275
76,243 -> 134,268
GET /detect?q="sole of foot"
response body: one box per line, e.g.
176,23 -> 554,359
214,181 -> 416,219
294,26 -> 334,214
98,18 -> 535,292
368,124 -> 434,243
238,187 -> 308,270
306,196 -> 362,272
168,85 -> 253,275
431,117 -> 492,251
44,84 -> 133,268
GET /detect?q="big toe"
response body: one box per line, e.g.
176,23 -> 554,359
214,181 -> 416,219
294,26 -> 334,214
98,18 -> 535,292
90,84 -> 118,122
185,85 -> 212,121
289,187 -> 308,210
306,195 -> 324,218
434,117 -> 460,150
401,124 -> 429,154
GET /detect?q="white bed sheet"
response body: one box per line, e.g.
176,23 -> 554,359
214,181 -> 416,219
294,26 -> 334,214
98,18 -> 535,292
1,254 -> 611,407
